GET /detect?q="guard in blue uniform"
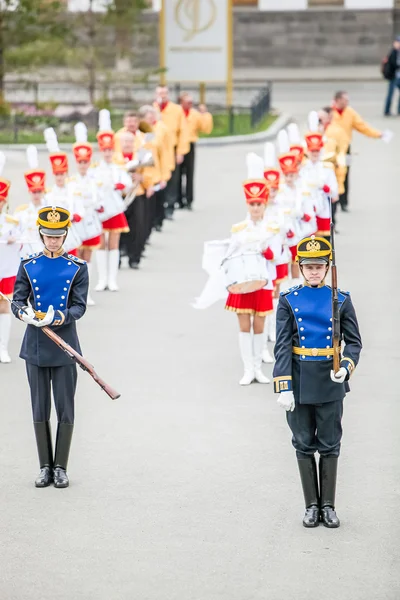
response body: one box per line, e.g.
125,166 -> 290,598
273,236 -> 362,528
12,206 -> 88,489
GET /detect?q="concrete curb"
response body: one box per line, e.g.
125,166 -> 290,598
0,113 -> 292,151
196,113 -> 292,147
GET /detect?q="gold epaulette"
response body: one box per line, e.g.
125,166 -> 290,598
267,223 -> 280,234
231,221 -> 247,234
14,204 -> 29,213
90,161 -> 99,168
68,175 -> 77,182
302,191 -> 311,196
5,214 -> 19,225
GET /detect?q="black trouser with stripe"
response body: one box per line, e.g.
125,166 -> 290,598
26,363 -> 77,424
179,142 -> 196,207
120,194 -> 146,263
286,400 -> 343,459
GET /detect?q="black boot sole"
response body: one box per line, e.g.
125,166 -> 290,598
35,480 -> 53,488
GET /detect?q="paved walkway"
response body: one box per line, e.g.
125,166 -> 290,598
0,85 -> 399,599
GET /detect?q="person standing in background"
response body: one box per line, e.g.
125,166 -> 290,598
154,85 -> 189,220
178,92 -> 213,210
330,91 -> 384,213
382,36 -> 400,117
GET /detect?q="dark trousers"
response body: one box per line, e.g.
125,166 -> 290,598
286,400 -> 343,460
120,194 -> 146,263
165,162 -> 180,211
331,200 -> 338,227
384,77 -> 400,115
26,362 -> 77,424
154,189 -> 166,228
339,146 -> 350,209
179,142 -> 195,207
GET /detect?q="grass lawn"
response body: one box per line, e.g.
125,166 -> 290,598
199,112 -> 277,138
0,112 -> 276,144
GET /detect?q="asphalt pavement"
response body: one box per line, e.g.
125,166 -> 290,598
0,81 -> 399,600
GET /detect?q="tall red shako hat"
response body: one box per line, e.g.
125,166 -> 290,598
287,122 -> 305,165
96,108 -> 115,151
44,127 -> 68,175
0,151 -> 10,202
304,110 -> 324,153
263,141 -> 280,189
73,122 -> 93,163
277,129 -> 299,175
243,152 -> 269,204
24,145 -> 46,193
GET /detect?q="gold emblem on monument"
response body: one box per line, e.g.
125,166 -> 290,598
175,0 -> 217,42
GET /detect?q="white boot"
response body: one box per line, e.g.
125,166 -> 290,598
0,313 -> 11,363
238,332 -> 255,386
107,249 -> 120,292
87,262 -> 95,306
94,250 -> 108,292
262,337 -> 274,364
253,333 -> 270,383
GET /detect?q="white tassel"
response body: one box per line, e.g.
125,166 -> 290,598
277,129 -> 290,154
44,127 -> 59,152
74,122 -> 88,143
0,151 -> 6,177
287,123 -> 301,145
308,111 -> 319,133
98,109 -> 112,132
246,152 -> 264,179
263,142 -> 276,168
26,145 -> 39,169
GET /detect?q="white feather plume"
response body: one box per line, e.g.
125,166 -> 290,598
74,122 -> 88,143
0,152 -> 6,177
44,127 -> 59,153
99,109 -> 112,132
264,142 -> 276,168
308,111 -> 319,133
26,145 -> 39,169
246,152 -> 264,179
277,129 -> 290,154
287,123 -> 301,145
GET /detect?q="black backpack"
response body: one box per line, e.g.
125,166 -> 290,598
381,54 -> 395,81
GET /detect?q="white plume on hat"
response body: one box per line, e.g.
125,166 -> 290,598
44,127 -> 60,153
98,109 -> 112,132
308,111 -> 319,133
74,122 -> 88,143
264,142 -> 276,168
246,152 -> 264,179
277,129 -> 290,154
26,145 -> 39,169
287,123 -> 302,145
0,152 -> 6,177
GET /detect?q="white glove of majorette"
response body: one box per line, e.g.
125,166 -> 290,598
21,305 -> 55,328
330,367 -> 347,384
277,391 -> 295,412
381,130 -> 394,144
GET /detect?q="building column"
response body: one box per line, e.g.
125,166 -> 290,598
258,0 -> 307,9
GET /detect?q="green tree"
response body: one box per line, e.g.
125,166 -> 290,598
0,0 -> 72,96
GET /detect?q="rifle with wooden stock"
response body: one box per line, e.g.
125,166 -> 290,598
330,199 -> 341,374
0,293 -> 120,400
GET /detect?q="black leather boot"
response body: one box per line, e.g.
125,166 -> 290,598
319,456 -> 340,528
34,421 -> 53,488
297,457 -> 320,528
53,423 -> 74,489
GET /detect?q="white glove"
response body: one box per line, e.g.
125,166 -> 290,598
330,367 -> 347,384
32,305 -> 55,328
19,306 -> 37,325
381,129 -> 394,144
277,391 -> 295,412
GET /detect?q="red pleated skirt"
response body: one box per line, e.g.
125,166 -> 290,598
316,216 -> 331,236
289,245 -> 297,262
81,235 -> 101,250
0,275 -> 16,297
275,263 -> 289,283
225,288 -> 273,316
102,212 -> 129,233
